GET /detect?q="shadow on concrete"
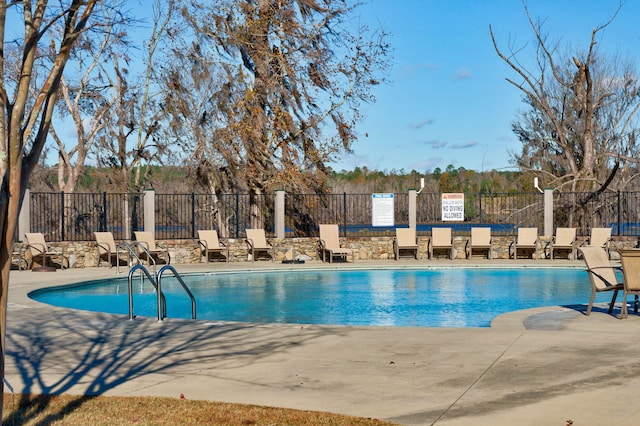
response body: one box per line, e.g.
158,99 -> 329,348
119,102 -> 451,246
5,308 -> 336,424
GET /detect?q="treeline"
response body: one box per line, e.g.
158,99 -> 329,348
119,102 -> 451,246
28,164 -> 534,194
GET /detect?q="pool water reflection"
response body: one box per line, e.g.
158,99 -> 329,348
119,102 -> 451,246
29,268 -> 609,327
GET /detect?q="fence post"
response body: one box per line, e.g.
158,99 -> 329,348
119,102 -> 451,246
617,190 -> 621,235
144,189 -> 156,235
544,188 -> 553,237
102,192 -> 107,232
275,190 -> 285,239
60,191 -> 65,241
191,192 -> 196,239
342,192 -> 347,237
235,194 -> 240,238
18,189 -> 30,241
409,189 -> 416,229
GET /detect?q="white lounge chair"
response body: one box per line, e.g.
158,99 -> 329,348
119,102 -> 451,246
466,227 -> 493,260
318,224 -> 354,263
619,249 -> 640,318
428,228 -> 453,259
134,231 -> 170,265
94,231 -> 127,267
583,227 -> 613,258
549,227 -> 577,260
197,230 -> 229,263
510,227 -> 539,260
24,232 -> 68,270
579,246 -> 623,316
245,229 -> 274,262
393,228 -> 419,260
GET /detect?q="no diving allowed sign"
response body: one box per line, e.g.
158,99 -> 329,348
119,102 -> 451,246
442,193 -> 464,221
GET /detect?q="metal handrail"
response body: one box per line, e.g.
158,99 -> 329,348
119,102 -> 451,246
118,241 -> 157,275
157,265 -> 197,320
127,264 -> 166,321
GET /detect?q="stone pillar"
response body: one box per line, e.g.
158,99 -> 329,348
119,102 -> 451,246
409,189 -> 417,229
544,188 -> 553,237
275,190 -> 285,239
18,188 -> 30,241
144,189 -> 155,234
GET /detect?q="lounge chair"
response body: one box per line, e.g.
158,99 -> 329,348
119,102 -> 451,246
549,227 -> 577,260
619,249 -> 640,318
579,246 -> 623,316
245,228 -> 274,262
318,224 -> 354,263
24,232 -> 68,270
133,231 -> 170,265
510,227 -> 539,260
466,227 -> 492,259
393,227 -> 418,260
94,231 -> 127,267
583,227 -> 613,258
197,230 -> 229,263
428,227 -> 453,260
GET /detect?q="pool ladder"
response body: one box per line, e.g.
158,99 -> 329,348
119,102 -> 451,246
117,241 -> 158,275
127,264 -> 196,321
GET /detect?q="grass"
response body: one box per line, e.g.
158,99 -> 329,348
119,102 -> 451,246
2,394 -> 397,425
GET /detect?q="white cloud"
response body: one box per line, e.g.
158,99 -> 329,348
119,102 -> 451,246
450,141 -> 478,149
414,118 -> 435,129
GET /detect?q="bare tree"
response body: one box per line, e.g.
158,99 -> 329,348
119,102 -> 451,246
163,0 -> 389,228
0,0 -> 121,413
50,5 -> 128,193
490,3 -> 640,195
94,0 -> 174,192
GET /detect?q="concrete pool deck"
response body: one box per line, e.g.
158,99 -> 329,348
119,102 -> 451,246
5,259 -> 640,425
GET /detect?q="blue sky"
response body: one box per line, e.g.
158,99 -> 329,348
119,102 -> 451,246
331,0 -> 640,173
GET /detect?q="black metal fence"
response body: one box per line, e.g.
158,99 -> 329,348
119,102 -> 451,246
28,190 -> 640,241
29,192 -> 144,241
154,192 -> 276,240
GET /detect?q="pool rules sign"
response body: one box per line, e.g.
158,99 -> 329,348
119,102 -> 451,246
442,193 -> 464,221
372,193 -> 394,226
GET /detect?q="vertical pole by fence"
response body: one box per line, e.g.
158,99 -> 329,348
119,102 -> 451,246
235,193 -> 240,238
144,189 -> 155,235
191,192 -> 196,239
544,188 -> 553,237
479,192 -> 483,224
60,191 -> 65,241
342,192 -> 347,237
18,189 -> 30,241
409,190 -> 416,229
617,190 -> 621,235
275,190 -> 285,239
102,192 -> 108,232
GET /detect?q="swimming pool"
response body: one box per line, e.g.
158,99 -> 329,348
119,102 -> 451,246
30,267 -> 607,327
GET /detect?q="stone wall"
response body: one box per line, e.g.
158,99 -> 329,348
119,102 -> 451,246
13,234 -> 640,269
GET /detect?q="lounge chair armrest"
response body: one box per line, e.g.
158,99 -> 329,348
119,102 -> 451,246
245,238 -> 254,249
27,242 -> 47,255
95,242 -> 111,254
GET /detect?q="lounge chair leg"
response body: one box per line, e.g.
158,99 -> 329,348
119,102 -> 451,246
587,291 -> 596,316
608,289 -> 618,315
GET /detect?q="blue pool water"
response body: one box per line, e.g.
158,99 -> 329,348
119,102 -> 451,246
29,268 -> 608,327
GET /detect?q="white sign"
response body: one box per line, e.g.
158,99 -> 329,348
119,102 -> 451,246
372,193 -> 394,227
441,193 -> 464,221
